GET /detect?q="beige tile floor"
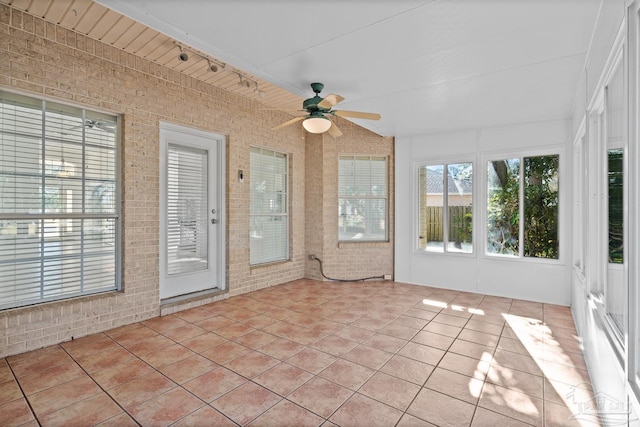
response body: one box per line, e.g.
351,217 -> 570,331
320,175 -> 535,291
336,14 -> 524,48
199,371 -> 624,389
0,279 -> 601,426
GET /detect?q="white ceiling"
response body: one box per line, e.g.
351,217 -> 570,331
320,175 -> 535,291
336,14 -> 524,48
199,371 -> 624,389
97,0 -> 602,137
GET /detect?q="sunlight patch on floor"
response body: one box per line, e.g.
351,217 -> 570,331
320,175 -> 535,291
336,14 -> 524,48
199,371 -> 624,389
502,313 -> 602,426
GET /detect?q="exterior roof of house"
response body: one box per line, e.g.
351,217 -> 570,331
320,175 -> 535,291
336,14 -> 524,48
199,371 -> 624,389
426,170 -> 472,195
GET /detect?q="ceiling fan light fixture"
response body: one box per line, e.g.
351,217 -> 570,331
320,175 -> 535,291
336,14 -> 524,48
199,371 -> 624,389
302,116 -> 332,134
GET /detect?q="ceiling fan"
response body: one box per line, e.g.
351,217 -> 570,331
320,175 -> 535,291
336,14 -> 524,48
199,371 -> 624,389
272,83 -> 381,137
63,119 -> 115,135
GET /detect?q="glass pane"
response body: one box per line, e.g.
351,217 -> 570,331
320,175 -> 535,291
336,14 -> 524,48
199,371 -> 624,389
339,156 -> 387,242
607,156 -> 624,263
0,91 -> 118,309
86,182 -> 116,214
418,167 -> 427,249
573,140 -> 586,273
167,144 -> 208,276
447,163 -> 473,253
250,148 -> 287,215
487,159 -> 520,256
338,198 -> 386,241
250,147 -> 289,264
423,165 -> 444,251
338,157 -> 355,196
604,56 -> 625,336
606,148 -> 625,334
250,215 -> 288,264
85,145 -> 116,181
339,156 -> 386,197
523,155 -> 559,259
0,100 -> 43,214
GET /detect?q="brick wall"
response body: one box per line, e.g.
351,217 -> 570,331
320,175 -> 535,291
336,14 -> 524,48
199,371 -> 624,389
306,120 -> 395,282
0,4 -> 394,358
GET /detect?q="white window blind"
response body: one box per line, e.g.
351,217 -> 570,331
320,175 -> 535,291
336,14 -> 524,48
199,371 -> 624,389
249,147 -> 288,265
166,144 -> 208,275
338,156 -> 388,241
0,91 -> 119,310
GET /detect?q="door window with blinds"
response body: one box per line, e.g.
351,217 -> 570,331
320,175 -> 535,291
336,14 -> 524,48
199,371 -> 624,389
167,144 -> 209,275
249,147 -> 289,265
338,156 -> 388,242
0,91 -> 119,310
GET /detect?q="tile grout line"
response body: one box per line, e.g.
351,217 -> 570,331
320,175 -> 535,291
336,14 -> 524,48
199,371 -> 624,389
5,350 -> 43,427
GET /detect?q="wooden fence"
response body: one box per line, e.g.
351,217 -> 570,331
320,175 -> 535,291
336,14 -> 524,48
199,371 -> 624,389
421,206 -> 472,243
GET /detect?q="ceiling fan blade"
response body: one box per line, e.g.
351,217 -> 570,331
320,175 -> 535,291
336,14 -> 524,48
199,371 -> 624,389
95,123 -> 115,134
327,119 -> 343,138
318,94 -> 345,109
334,110 -> 381,120
271,116 -> 304,131
62,120 -> 114,135
62,124 -> 83,135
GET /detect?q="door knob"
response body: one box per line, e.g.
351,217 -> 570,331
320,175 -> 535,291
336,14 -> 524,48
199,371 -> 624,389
211,219 -> 218,224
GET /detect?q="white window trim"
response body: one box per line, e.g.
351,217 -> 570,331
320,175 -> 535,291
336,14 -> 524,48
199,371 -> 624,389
338,155 -> 389,243
572,118 -> 588,285
479,147 -> 565,265
0,89 -> 122,310
249,146 -> 290,266
629,0 -> 640,403
584,17 -> 628,362
412,156 -> 475,257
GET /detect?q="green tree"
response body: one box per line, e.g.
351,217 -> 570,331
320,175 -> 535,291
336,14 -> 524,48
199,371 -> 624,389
487,155 -> 559,259
487,159 -> 520,255
523,155 -> 559,259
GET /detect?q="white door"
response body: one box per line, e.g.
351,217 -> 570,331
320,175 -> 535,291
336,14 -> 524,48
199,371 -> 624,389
159,123 -> 225,300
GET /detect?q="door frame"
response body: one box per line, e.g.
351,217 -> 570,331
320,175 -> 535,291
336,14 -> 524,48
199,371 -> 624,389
158,121 -> 226,299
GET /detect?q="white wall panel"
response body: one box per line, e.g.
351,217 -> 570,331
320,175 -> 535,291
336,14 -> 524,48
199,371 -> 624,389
569,1 -> 637,424
585,1 -> 629,101
395,119 -> 570,305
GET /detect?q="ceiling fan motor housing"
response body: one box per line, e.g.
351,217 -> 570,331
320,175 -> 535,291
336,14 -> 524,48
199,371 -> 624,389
310,82 -> 324,94
303,82 -> 331,113
303,96 -> 328,112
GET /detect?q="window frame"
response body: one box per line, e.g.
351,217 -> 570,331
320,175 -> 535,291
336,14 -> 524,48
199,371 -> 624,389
249,146 -> 290,266
414,158 -> 474,255
572,121 -> 588,283
480,148 -> 563,265
0,89 -> 121,310
338,155 -> 389,243
585,22 -> 628,361
630,0 -> 640,401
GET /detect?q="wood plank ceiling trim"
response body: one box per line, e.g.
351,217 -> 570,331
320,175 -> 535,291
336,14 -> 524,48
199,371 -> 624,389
1,0 -> 303,115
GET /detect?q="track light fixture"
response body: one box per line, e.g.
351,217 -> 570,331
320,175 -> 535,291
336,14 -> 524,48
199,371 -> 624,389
174,42 -> 225,72
235,73 -> 268,98
237,73 -> 251,88
172,43 -> 265,98
177,45 -> 189,62
253,81 -> 266,97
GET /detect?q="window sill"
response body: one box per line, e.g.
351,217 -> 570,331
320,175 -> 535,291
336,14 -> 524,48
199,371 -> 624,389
480,253 -> 564,266
414,248 -> 475,258
338,240 -> 390,248
250,259 -> 291,271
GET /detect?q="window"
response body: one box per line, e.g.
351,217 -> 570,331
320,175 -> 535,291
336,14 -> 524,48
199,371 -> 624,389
338,156 -> 387,242
486,155 -> 559,259
631,0 -> 640,393
418,162 -> 473,253
0,91 -> 119,310
249,147 -> 289,264
167,144 -> 209,275
572,130 -> 588,278
604,53 -> 625,336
